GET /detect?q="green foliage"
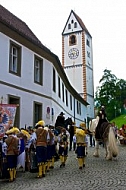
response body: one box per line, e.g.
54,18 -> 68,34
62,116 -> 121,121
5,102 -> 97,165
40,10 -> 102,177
111,114 -> 126,129
95,69 -> 126,120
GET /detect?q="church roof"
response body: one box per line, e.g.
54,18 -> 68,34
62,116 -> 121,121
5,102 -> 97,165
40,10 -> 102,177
73,10 -> 92,37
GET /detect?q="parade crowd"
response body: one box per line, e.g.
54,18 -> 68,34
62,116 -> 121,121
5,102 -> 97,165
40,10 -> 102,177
0,112 -> 89,182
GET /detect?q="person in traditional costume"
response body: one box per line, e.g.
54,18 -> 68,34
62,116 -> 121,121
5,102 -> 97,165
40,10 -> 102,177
35,120 -> 48,178
48,125 -> 58,169
1,135 -> 9,179
95,106 -> 108,141
5,127 -> 19,182
44,125 -> 54,172
25,126 -> 37,171
55,112 -> 65,134
17,129 -> 31,172
75,122 -> 87,169
58,128 -> 68,168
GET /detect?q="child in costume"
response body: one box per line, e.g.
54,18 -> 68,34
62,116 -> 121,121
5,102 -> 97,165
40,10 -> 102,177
58,128 -> 68,168
75,122 -> 87,169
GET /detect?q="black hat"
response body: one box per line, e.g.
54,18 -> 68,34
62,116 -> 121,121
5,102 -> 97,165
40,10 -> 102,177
60,112 -> 65,115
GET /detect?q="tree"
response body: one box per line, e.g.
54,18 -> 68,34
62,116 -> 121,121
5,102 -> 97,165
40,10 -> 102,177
95,69 -> 126,120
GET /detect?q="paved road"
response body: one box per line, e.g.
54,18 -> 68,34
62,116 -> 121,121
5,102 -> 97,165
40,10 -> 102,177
0,144 -> 126,190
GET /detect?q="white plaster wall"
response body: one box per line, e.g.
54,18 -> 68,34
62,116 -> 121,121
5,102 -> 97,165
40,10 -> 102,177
65,66 -> 83,94
64,33 -> 82,66
0,33 -> 9,78
0,32 -> 87,128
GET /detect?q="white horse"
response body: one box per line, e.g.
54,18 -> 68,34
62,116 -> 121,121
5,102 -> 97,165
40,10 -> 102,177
89,117 -> 118,160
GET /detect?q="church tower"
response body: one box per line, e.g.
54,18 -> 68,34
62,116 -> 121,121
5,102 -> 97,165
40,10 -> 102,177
62,10 -> 94,120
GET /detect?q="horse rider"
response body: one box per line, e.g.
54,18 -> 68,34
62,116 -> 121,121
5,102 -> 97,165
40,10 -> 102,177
5,127 -> 19,182
55,112 -> 65,133
95,105 -> 108,141
35,120 -> 48,178
75,122 -> 87,169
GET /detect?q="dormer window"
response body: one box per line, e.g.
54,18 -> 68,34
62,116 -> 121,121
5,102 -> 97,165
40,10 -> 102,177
69,35 -> 77,46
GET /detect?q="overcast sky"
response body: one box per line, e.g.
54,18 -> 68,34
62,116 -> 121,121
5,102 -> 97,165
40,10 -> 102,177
0,0 -> 126,90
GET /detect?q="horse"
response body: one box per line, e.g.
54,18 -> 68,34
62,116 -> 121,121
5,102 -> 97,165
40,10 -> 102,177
89,117 -> 118,160
64,117 -> 73,129
55,117 -> 73,135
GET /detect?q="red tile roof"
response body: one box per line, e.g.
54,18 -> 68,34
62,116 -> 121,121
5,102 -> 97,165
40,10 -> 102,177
73,10 -> 91,37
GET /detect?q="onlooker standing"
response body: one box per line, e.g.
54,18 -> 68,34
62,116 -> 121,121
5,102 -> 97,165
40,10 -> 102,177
73,134 -> 76,151
89,120 -> 95,147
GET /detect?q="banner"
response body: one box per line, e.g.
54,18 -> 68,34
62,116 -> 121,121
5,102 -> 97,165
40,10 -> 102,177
0,104 -> 18,138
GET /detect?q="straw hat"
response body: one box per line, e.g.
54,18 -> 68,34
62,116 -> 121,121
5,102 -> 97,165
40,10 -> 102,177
35,120 -> 45,127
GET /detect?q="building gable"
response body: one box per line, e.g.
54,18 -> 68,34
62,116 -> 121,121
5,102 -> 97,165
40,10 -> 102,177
62,10 -> 91,37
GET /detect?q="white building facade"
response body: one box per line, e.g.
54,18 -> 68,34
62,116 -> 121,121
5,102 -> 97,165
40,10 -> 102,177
0,5 -> 88,128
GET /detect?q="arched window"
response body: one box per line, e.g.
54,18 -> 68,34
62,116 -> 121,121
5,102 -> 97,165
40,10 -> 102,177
74,22 -> 77,28
69,35 -> 76,46
68,23 -> 71,29
71,19 -> 74,24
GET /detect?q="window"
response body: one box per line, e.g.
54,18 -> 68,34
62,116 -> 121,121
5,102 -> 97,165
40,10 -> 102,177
58,76 -> 61,98
34,102 -> 42,126
87,51 -> 90,58
62,83 -> 64,102
71,19 -> 74,24
68,23 -> 71,29
8,95 -> 20,127
69,35 -> 76,46
77,101 -> 81,115
79,102 -> 81,115
65,89 -> 68,106
77,101 -> 79,114
86,39 -> 90,47
34,55 -> 43,85
9,41 -> 21,76
74,22 -> 77,28
70,94 -> 72,110
53,68 -> 56,92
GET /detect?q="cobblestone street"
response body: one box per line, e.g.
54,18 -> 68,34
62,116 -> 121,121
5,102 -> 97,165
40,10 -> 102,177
0,144 -> 126,190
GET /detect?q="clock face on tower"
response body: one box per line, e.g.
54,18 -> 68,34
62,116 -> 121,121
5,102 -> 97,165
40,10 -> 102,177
68,48 -> 79,59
